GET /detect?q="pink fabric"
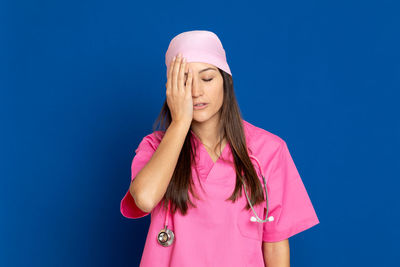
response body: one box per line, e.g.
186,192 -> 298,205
165,30 -> 232,77
120,119 -> 320,266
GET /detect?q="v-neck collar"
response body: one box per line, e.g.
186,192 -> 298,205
190,129 -> 228,163
190,129 -> 230,181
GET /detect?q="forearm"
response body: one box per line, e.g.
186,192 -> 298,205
130,120 -> 190,212
262,239 -> 290,267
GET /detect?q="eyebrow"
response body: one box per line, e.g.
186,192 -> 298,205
185,67 -> 217,76
199,67 -> 217,74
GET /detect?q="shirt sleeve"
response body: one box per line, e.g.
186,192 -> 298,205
262,139 -> 320,242
120,132 -> 160,219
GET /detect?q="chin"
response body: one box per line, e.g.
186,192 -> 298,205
192,113 -> 212,123
192,117 -> 208,123
193,109 -> 221,123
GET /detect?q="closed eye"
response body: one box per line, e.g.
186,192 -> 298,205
184,78 -> 213,85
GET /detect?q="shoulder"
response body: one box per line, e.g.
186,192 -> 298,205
241,119 -> 286,156
135,130 -> 166,154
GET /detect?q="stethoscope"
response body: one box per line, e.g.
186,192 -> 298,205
157,152 -> 274,247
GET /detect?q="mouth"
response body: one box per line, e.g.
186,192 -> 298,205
193,103 -> 208,110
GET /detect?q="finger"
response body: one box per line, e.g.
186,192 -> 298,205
172,53 -> 182,94
184,63 -> 189,87
185,67 -> 193,98
178,57 -> 186,93
166,56 -> 176,94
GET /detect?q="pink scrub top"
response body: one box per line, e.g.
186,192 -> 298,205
120,119 -> 320,266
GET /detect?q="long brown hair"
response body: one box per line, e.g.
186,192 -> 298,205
151,68 -> 265,216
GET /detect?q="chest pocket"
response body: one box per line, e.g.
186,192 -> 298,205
237,200 -> 265,241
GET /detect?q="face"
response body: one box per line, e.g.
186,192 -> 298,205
184,62 -> 224,123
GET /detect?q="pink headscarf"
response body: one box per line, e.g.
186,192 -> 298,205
165,30 -> 232,77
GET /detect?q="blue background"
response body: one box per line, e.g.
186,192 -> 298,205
1,0 -> 399,266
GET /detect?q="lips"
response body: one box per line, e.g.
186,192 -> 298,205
193,103 -> 208,110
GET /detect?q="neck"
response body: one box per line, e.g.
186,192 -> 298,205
190,115 -> 224,150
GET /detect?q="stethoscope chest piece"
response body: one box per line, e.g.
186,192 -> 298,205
157,226 -> 175,247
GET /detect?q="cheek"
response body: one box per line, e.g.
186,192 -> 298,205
214,85 -> 224,106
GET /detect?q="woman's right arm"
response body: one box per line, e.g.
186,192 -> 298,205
129,120 -> 190,213
130,53 -> 193,213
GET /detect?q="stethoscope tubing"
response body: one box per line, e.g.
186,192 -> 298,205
245,154 -> 274,223
158,149 -> 275,246
162,152 -> 273,229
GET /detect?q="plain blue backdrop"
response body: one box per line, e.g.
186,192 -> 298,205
1,0 -> 399,266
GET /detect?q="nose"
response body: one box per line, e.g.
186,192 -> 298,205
191,76 -> 204,97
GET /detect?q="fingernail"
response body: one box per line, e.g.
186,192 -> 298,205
173,56 -> 176,61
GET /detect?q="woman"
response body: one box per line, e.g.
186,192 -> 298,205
120,30 -> 320,267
